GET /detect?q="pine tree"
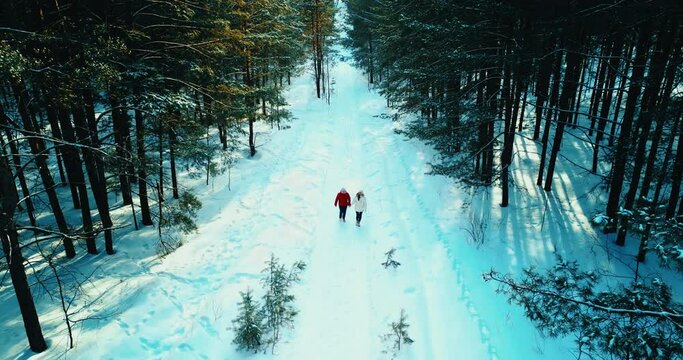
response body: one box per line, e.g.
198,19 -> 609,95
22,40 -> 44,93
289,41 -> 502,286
260,254 -> 306,353
381,248 -> 401,269
381,309 -> 414,359
484,257 -> 683,359
232,289 -> 264,353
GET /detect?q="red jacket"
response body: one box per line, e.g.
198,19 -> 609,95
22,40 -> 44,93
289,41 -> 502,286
334,192 -> 351,207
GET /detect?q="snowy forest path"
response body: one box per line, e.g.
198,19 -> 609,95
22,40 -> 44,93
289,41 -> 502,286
65,59 -> 493,360
274,60 -> 493,359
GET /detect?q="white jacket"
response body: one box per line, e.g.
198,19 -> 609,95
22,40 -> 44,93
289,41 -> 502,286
352,195 -> 367,212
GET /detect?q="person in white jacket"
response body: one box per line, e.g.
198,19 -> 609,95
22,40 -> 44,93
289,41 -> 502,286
352,191 -> 367,227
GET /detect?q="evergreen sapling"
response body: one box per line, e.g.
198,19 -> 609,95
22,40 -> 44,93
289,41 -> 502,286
261,254 -> 306,353
232,289 -> 264,353
381,309 -> 414,359
381,248 -> 401,269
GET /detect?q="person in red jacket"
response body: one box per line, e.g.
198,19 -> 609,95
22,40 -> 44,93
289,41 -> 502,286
334,188 -> 351,222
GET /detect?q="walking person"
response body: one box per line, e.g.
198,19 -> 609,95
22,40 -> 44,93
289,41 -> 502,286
334,188 -> 351,222
352,191 -> 367,227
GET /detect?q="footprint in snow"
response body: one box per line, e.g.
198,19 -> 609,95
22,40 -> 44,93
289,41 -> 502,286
139,337 -> 162,352
116,319 -> 131,336
480,325 -> 490,340
178,343 -> 194,352
198,316 -> 219,337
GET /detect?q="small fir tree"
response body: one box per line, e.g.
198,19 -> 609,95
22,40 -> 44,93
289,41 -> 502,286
381,309 -> 414,358
232,289 -> 264,353
381,248 -> 401,269
261,254 -> 306,353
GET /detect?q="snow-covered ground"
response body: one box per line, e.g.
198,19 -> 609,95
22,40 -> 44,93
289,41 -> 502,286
4,43 -> 674,360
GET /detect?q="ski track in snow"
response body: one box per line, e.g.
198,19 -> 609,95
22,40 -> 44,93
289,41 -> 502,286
33,60 -> 504,360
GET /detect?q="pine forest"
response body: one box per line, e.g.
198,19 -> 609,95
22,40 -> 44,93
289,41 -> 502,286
0,0 -> 682,359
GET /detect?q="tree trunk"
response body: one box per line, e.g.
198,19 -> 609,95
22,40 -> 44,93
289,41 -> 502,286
245,59 -> 257,157
313,0 -> 322,99
483,67 -> 498,184
368,32 -> 374,84
501,57 -> 516,207
261,70 -> 267,116
54,146 -> 67,185
169,129 -> 179,199
82,91 -> 108,196
533,53 -> 553,140
73,98 -> 114,254
475,71 -> 484,175
133,86 -> 154,226
591,37 -> 622,173
517,85 -> 528,132
544,42 -> 582,192
636,114 -> 681,262
667,123 -> 683,219
59,108 -> 97,254
0,111 -> 35,226
616,26 -> 674,245
157,118 -> 164,200
638,41 -> 681,200
605,25 -> 651,239
0,157 -> 47,353
46,103 -> 80,210
110,96 -> 133,205
446,77 -> 461,153
536,72 -> 559,186
12,80 -> 74,257
608,44 -> 634,146
218,124 -> 227,150
588,43 -> 609,136
546,49 -> 563,124
571,55 -> 589,127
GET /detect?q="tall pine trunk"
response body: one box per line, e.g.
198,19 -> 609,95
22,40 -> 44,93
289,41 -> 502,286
587,43 -> 609,136
483,66 -> 498,185
537,50 -> 563,186
517,85 -> 528,132
591,37 -> 622,173
546,48 -> 563,123
245,58 -> 257,157
637,113 -> 682,262
169,128 -> 179,199
544,41 -> 583,192
608,44 -> 634,146
571,55 -> 589,127
0,157 -> 47,353
605,25 -> 651,240
110,96 -> 133,205
59,108 -> 97,254
533,52 -> 553,140
133,86 -> 154,226
667,122 -> 683,219
73,97 -> 115,254
500,56 -> 516,207
638,40 -> 681,200
616,26 -> 674,246
12,80 -> 75,257
0,109 -> 36,226
46,102 -> 80,210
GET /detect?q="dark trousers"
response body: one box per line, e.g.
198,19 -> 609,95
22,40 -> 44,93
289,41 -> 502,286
356,211 -> 363,223
339,206 -> 347,220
